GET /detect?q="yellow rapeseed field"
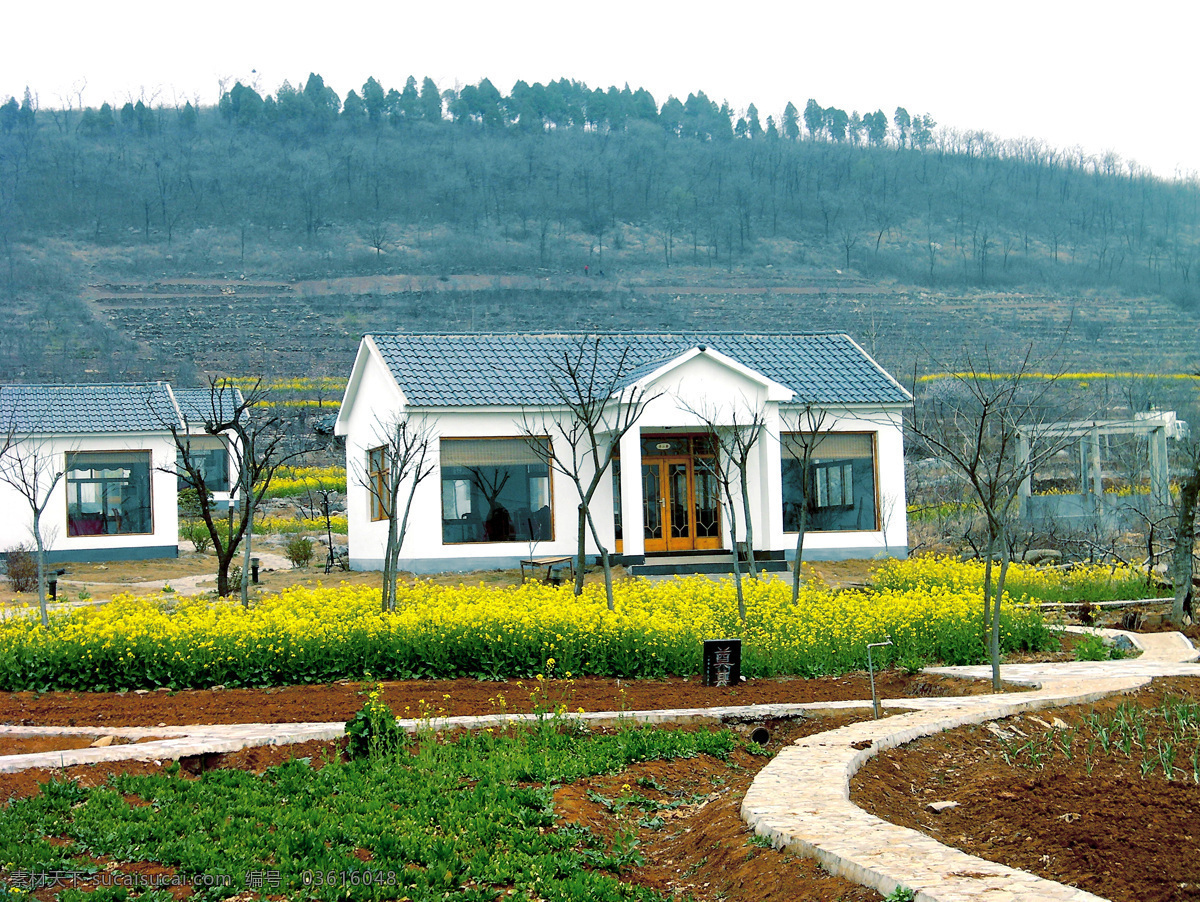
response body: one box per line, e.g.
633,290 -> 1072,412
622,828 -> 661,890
0,560 -> 1060,691
267,465 -> 347,497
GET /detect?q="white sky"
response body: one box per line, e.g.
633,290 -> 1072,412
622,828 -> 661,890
4,0 -> 1196,179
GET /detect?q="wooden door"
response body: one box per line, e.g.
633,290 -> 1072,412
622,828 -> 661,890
642,455 -> 721,553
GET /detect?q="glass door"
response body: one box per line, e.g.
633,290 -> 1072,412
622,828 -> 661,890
642,461 -> 666,552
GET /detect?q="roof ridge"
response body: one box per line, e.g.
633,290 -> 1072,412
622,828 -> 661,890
0,381 -> 170,389
370,330 -> 849,337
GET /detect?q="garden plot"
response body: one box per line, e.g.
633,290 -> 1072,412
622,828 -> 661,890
853,675 -> 1200,902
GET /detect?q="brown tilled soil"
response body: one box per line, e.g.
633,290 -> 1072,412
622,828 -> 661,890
853,676 -> 1200,902
560,714 -> 884,902
0,670 -> 1017,728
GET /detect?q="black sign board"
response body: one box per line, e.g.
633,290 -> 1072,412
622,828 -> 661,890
703,639 -> 741,687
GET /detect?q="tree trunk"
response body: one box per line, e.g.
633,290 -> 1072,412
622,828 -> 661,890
574,504 -> 587,596
791,500 -> 809,605
581,503 -> 614,611
386,472 -> 422,612
382,512 -> 399,612
981,535 -> 995,649
990,543 -> 1011,692
33,509 -> 48,628
1171,471 -> 1200,626
240,494 -> 254,608
215,502 -> 237,597
738,460 -> 758,578
724,488 -> 746,622
599,547 -> 614,611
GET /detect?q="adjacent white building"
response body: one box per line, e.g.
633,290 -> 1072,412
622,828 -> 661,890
0,383 -> 240,563
336,332 -> 911,574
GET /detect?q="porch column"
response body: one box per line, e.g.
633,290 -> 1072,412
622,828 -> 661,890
618,428 -> 644,558
1150,425 -> 1170,517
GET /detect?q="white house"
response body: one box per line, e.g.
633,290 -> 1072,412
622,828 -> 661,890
0,383 -> 241,563
0,383 -> 183,562
335,332 -> 912,574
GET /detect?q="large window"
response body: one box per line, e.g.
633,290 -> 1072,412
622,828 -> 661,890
440,438 -> 552,544
176,438 -> 230,491
781,433 -> 878,532
67,451 -> 153,537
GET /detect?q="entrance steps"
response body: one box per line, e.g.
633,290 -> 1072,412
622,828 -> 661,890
628,553 -> 790,577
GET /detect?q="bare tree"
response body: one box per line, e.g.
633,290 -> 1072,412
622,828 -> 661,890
363,220 -> 392,257
682,400 -> 767,622
167,379 -> 307,603
0,434 -> 62,626
910,350 -> 1076,690
521,338 -> 658,610
779,404 -> 836,605
353,414 -> 435,612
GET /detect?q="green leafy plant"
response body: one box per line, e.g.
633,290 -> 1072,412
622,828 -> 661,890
181,519 -> 211,554
0,718 -> 735,902
284,535 -> 315,569
345,682 -> 403,759
1073,633 -> 1110,661
885,886 -> 917,902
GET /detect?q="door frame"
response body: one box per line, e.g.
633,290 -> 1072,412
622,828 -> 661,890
640,435 -> 722,554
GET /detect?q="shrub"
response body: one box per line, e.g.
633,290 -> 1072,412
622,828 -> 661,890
284,536 -> 314,569
4,545 -> 36,592
181,519 -> 212,554
178,488 -> 212,519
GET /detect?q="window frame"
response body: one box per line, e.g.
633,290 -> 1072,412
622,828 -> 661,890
780,431 -> 881,534
65,449 -> 155,538
367,445 -> 389,522
438,436 -> 554,545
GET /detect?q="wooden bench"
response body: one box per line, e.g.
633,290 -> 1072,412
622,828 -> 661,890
520,555 -> 576,585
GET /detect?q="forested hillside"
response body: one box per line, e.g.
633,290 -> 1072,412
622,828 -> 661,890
1,74 -> 1199,384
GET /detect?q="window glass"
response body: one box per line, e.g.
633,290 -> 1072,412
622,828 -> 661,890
67,451 -> 153,536
176,438 -> 229,491
781,433 -> 877,532
440,438 -> 552,543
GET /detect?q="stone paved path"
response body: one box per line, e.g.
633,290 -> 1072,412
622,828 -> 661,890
3,628 -> 1196,901
741,628 -> 1200,902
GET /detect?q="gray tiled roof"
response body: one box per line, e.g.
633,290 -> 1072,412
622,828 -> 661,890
369,332 -> 911,407
0,383 -> 180,434
173,386 -> 245,428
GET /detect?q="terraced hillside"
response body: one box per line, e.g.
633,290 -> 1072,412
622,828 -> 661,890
71,266 -> 1200,384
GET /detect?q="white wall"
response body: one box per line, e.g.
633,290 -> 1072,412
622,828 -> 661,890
0,432 -> 179,562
